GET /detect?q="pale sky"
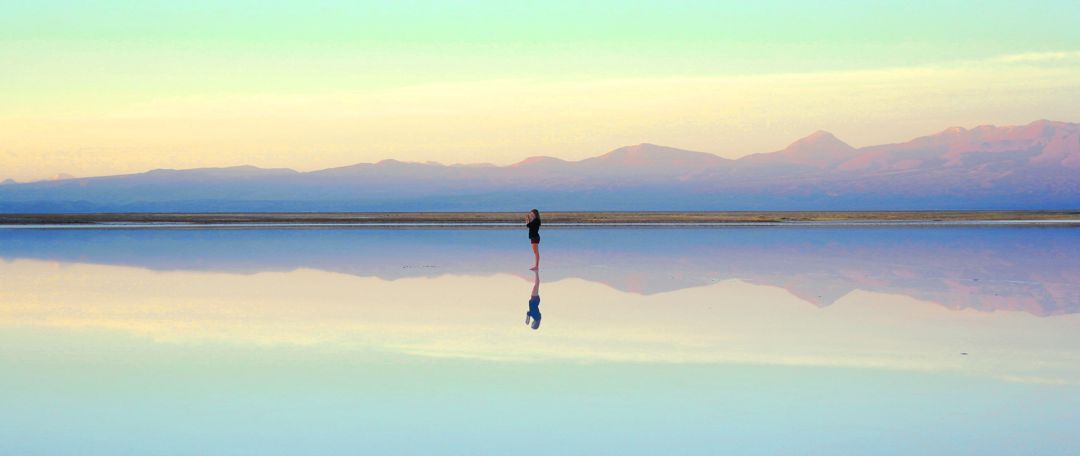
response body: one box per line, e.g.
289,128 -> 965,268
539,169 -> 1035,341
3,1 -> 1080,181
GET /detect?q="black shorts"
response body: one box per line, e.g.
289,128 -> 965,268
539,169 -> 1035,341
530,236 -> 540,244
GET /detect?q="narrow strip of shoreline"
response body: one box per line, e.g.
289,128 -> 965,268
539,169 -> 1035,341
0,211 -> 1079,227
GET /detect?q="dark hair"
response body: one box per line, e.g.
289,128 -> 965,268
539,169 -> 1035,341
530,209 -> 540,218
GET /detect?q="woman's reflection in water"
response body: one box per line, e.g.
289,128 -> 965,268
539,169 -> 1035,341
526,269 -> 541,330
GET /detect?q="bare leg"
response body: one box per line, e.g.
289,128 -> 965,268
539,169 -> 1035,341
531,268 -> 540,297
530,243 -> 540,270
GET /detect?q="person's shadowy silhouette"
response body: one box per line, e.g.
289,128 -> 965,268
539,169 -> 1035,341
526,269 -> 541,330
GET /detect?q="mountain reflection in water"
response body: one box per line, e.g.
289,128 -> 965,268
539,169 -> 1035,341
2,226 -> 1077,316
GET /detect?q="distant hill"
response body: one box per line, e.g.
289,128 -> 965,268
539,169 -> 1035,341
2,119 -> 1079,211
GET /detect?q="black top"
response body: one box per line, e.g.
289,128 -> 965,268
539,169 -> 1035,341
527,217 -> 541,238
528,295 -> 541,315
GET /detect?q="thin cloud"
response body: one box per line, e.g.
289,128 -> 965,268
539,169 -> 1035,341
992,50 -> 1080,63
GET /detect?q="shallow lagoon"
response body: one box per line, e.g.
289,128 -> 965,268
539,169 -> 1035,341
1,227 -> 1078,455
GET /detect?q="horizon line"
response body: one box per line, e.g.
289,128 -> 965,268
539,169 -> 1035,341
4,118 -> 1076,183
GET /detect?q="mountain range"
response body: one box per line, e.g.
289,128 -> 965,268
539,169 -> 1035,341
2,119 -> 1079,211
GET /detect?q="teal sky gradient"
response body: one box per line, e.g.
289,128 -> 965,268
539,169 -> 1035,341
7,1 -> 1079,81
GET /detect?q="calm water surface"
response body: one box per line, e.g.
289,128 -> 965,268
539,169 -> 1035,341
1,227 -> 1078,455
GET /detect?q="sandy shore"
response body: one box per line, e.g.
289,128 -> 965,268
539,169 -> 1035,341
1,211 -> 1079,226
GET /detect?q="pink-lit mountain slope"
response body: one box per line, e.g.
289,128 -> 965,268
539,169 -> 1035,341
2,120 -> 1078,211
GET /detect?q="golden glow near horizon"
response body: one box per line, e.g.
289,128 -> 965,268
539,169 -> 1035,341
2,2 -> 1080,181
2,259 -> 1077,385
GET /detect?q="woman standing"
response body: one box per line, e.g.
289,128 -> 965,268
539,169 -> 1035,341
525,209 -> 541,270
